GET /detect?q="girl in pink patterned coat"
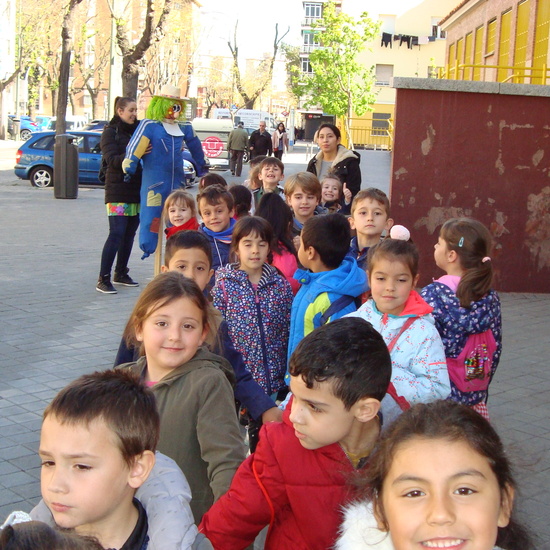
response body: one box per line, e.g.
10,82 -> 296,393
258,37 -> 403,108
212,217 -> 293,398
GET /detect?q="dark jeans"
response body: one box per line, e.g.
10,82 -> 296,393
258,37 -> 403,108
230,149 -> 245,176
99,215 -> 140,277
273,149 -> 283,160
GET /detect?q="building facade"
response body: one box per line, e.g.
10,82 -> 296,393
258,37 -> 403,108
440,0 -> 550,84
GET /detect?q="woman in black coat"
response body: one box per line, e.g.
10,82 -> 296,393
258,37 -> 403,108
96,96 -> 143,294
306,123 -> 362,200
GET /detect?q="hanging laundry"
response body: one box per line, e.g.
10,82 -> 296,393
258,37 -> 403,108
400,35 -> 411,48
411,36 -> 419,47
381,32 -> 392,48
418,36 -> 429,45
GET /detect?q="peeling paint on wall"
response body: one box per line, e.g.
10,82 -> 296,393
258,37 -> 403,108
490,212 -> 509,238
394,167 -> 408,179
525,186 -> 550,271
421,124 -> 436,156
414,206 -> 471,234
532,149 -> 544,167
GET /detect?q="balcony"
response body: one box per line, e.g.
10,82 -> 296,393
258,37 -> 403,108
300,44 -> 321,54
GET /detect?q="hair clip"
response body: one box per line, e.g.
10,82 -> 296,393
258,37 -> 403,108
482,256 -> 491,263
458,237 -> 464,247
390,225 -> 410,241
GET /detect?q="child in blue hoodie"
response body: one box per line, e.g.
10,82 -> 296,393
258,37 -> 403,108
287,213 -> 367,367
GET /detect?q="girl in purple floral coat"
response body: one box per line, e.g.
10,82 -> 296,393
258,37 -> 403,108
212,217 -> 293,401
421,218 -> 502,419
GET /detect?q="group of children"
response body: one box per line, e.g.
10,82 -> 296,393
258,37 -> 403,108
1,155 -> 532,550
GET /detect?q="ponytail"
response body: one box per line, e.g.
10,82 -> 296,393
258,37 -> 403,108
440,218 -> 493,307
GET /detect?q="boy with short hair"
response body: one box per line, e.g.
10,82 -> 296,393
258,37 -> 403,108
199,317 -> 392,549
287,213 -> 367,361
252,157 -> 285,208
35,369 -> 199,549
197,184 -> 236,277
348,188 -> 393,271
284,172 -> 327,239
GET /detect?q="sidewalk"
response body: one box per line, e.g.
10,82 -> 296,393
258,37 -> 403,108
0,153 -> 548,546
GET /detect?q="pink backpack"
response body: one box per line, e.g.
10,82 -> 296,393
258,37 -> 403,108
446,330 -> 497,393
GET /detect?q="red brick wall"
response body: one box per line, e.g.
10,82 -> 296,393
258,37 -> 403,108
391,78 -> 550,293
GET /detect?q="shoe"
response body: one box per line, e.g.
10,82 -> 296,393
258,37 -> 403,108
113,269 -> 139,287
231,171 -> 235,176
96,276 -> 117,294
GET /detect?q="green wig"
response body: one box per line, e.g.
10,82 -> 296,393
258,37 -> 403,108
146,96 -> 186,122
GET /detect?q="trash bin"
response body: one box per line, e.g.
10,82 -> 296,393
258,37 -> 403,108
54,133 -> 79,199
12,119 -> 20,141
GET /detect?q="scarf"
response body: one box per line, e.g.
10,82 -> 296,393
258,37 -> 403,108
164,217 -> 200,238
201,217 -> 236,243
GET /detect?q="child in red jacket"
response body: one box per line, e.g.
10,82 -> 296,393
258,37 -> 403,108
199,317 -> 391,550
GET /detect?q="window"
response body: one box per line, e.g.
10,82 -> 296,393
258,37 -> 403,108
375,64 -> 393,86
486,19 -> 497,55
88,135 -> 101,154
304,3 -> 322,18
372,113 -> 391,136
301,59 -> 313,74
30,136 -> 55,150
431,17 -> 446,39
303,32 -> 320,46
379,15 -> 396,35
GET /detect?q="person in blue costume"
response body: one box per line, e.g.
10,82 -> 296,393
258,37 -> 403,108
123,85 -> 208,258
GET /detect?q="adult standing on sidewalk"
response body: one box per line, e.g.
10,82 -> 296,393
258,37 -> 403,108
249,121 -> 272,160
272,122 -> 289,161
96,96 -> 145,294
306,123 -> 362,200
227,122 -> 248,177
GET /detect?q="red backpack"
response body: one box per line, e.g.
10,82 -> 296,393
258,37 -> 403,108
446,330 -> 497,393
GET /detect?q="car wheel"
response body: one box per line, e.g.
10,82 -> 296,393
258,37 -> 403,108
30,167 -> 53,188
20,129 -> 32,141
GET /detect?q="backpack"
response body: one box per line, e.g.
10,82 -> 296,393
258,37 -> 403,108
98,126 -> 118,183
319,295 -> 362,325
446,330 -> 497,393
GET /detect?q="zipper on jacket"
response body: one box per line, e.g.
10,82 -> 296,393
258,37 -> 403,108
251,280 -> 272,395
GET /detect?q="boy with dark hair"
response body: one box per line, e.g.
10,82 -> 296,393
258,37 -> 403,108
197,184 -> 236,277
287,213 -> 367,361
348,188 -> 393,270
252,157 -> 285,208
34,370 -> 203,549
199,317 -> 392,549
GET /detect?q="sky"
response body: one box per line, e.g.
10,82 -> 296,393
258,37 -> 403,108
197,0 -> 304,59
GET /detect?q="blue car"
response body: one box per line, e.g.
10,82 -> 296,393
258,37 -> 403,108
8,115 -> 39,141
14,131 -> 103,188
14,131 -> 199,188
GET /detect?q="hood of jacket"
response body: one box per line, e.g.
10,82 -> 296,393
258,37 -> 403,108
312,144 -> 360,168
214,262 -> 281,289
335,500 -> 394,550
129,346 -> 235,387
294,256 -> 367,298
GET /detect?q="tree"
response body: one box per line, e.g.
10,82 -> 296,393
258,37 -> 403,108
281,43 -> 302,104
299,1 -> 380,149
110,0 -> 199,97
228,22 -> 289,110
56,0 -> 85,134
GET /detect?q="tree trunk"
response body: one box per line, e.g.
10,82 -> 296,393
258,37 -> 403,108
51,89 -> 58,116
56,0 -> 84,135
122,60 -> 140,98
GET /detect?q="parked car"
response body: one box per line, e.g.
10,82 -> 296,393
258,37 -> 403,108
83,119 -> 109,132
34,115 -> 53,131
14,131 -> 198,189
45,116 -> 88,132
7,115 -> 39,140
